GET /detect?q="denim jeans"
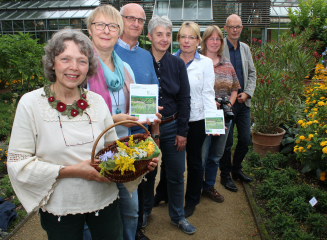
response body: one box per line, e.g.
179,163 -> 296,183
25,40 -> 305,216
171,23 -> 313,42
117,183 -> 138,240
219,102 -> 251,177
185,119 -> 206,207
144,119 -> 186,222
202,120 -> 232,191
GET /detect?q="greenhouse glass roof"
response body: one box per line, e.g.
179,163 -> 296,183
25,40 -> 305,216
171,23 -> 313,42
0,0 -> 99,20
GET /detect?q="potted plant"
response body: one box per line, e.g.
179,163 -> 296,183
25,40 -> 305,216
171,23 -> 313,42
249,29 -> 316,156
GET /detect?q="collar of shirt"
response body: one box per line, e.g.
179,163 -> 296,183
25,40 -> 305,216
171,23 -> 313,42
174,49 -> 200,60
226,37 -> 240,51
117,38 -> 139,51
150,48 -> 169,65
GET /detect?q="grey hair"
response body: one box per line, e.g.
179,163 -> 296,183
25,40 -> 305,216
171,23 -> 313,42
148,15 -> 172,36
42,28 -> 97,84
120,4 -> 146,20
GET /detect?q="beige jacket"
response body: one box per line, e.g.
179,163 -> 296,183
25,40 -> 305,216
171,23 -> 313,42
222,38 -> 256,107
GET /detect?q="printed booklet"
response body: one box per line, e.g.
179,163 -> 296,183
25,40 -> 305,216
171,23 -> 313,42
130,84 -> 159,122
204,109 -> 225,134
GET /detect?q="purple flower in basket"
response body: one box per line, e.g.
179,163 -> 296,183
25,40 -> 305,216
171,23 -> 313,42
99,150 -> 115,162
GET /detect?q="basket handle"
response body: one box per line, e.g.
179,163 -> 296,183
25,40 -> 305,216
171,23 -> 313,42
91,120 -> 149,164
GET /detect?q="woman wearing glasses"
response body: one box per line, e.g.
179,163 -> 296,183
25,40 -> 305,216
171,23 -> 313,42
174,21 -> 216,218
7,28 -> 134,239
201,26 -> 240,203
85,5 -> 160,240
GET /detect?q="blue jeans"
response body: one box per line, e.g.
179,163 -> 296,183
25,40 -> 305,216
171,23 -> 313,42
202,120 -> 232,191
117,183 -> 138,240
144,119 -> 186,222
220,102 -> 251,177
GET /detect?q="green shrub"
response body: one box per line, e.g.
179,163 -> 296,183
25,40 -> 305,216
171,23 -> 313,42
0,32 -> 48,93
280,228 -> 317,240
0,175 -> 14,198
257,180 -> 282,199
313,188 -> 327,213
306,212 -> 327,236
265,197 -> 286,214
267,213 -> 298,235
289,196 -> 313,221
288,0 -> 327,54
0,92 -> 13,101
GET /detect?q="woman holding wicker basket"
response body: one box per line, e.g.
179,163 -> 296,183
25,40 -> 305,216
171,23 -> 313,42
7,28 -> 158,240
85,5 -> 161,240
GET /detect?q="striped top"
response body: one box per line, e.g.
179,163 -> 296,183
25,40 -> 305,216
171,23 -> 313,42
213,56 -> 241,100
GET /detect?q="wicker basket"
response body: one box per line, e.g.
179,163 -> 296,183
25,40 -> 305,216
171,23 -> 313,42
91,120 -> 156,183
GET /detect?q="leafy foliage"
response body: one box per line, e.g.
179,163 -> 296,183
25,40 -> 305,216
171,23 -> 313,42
0,32 -> 48,94
0,175 -> 14,198
244,150 -> 327,239
249,28 -> 318,134
288,0 -> 327,54
0,94 -> 18,141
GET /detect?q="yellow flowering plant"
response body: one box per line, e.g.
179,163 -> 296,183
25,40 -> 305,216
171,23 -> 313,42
96,135 -> 160,177
294,82 -> 327,173
313,63 -> 327,82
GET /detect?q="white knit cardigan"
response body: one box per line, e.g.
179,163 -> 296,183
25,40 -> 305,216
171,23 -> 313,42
7,87 -> 141,216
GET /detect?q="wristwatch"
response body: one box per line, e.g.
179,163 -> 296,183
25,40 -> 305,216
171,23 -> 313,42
151,134 -> 160,140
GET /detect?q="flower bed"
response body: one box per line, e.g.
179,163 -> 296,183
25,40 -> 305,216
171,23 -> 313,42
294,82 -> 327,177
243,150 -> 327,239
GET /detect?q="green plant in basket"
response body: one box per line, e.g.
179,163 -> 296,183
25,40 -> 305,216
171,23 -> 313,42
97,135 -> 160,176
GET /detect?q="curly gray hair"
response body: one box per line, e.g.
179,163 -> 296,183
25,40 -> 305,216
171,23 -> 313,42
42,28 -> 97,84
148,15 -> 172,36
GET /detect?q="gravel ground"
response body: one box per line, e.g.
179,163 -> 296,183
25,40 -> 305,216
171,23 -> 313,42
10,160 -> 259,240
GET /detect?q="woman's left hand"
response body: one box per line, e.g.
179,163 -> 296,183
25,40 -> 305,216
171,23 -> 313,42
146,157 -> 159,172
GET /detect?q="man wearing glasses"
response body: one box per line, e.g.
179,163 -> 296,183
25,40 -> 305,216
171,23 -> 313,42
114,3 -> 158,240
220,14 -> 256,192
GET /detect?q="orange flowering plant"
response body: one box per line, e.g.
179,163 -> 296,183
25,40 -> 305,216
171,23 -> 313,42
294,83 -> 327,175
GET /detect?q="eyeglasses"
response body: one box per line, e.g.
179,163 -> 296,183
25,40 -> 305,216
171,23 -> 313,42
179,35 -> 198,40
58,112 -> 94,147
207,38 -> 221,42
92,22 -> 120,31
226,25 -> 242,30
121,15 -> 146,25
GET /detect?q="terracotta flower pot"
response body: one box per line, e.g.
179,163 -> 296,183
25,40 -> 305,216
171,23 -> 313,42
252,127 -> 286,156
303,78 -> 325,86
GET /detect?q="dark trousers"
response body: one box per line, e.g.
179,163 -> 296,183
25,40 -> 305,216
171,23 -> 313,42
40,200 -> 123,240
137,180 -> 145,230
220,102 -> 251,177
185,119 -> 206,207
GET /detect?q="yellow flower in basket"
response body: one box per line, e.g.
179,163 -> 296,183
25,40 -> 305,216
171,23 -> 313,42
97,135 -> 160,177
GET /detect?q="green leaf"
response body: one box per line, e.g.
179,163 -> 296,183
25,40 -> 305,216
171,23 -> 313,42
280,144 -> 293,154
282,137 -> 295,146
301,165 -> 311,173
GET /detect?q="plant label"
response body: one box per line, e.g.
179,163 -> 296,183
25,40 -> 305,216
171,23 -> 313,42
204,110 -> 225,134
130,84 -> 159,122
309,197 -> 318,207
